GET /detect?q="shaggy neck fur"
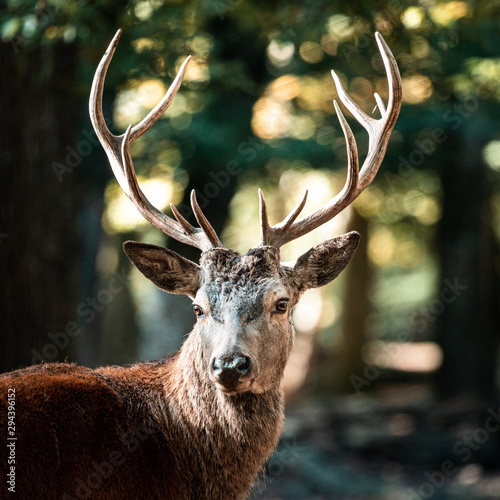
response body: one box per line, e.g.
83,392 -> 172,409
161,330 -> 285,499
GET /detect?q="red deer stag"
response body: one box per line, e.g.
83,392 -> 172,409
0,30 -> 401,499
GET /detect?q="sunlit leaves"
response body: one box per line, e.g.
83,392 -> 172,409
401,7 -> 426,30
483,140 -> 500,172
267,39 -> 295,67
299,41 -> 323,64
402,74 -> 433,105
429,1 -> 472,27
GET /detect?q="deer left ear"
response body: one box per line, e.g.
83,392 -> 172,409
123,241 -> 201,298
286,231 -> 360,292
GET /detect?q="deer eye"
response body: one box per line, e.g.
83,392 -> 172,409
193,305 -> 205,317
275,299 -> 289,313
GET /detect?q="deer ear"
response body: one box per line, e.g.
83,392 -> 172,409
123,241 -> 201,298
287,231 -> 360,292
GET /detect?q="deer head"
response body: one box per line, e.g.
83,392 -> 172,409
90,30 -> 401,396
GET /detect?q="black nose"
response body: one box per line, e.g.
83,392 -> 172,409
213,356 -> 250,374
211,355 -> 251,387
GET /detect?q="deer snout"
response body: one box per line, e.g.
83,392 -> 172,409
210,353 -> 255,393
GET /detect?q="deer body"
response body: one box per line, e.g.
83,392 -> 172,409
2,346 -> 282,499
1,30 -> 401,499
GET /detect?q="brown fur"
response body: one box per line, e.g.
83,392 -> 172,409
0,234 -> 359,499
1,344 -> 283,498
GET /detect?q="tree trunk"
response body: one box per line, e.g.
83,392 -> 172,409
436,129 -> 500,400
0,40 -> 80,372
334,210 -> 371,393
307,209 -> 371,395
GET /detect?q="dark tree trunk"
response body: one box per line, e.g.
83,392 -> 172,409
334,210 -> 371,392
436,129 -> 500,400
309,209 -> 371,394
0,40 -> 80,372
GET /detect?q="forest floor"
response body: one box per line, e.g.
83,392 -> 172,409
250,383 -> 500,500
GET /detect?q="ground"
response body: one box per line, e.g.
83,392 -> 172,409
251,383 -> 500,500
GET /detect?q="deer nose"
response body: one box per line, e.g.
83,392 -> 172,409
210,354 -> 252,389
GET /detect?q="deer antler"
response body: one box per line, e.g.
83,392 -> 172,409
259,32 -> 402,248
89,29 -> 222,252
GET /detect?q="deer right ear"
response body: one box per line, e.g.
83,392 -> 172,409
123,241 -> 201,298
286,231 -> 360,293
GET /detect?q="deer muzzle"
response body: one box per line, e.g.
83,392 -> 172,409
210,353 -> 256,394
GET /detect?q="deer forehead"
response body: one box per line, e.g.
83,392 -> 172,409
196,247 -> 289,322
199,246 -> 281,279
199,279 -> 287,320
199,280 -> 289,316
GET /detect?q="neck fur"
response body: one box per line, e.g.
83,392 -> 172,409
163,332 -> 284,498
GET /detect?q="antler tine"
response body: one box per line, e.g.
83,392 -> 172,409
167,191 -> 222,249
119,128 -> 217,250
90,30 -> 223,252
349,31 -> 401,195
190,191 -> 223,248
374,92 -> 386,115
258,189 -> 308,247
278,190 -> 309,230
258,189 -> 271,246
129,56 -> 191,144
89,29 -> 126,193
170,203 -> 196,234
331,69 -> 377,135
258,98 -> 359,248
258,32 -> 401,249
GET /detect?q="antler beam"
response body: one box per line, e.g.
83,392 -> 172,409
259,32 -> 402,248
89,29 -> 222,252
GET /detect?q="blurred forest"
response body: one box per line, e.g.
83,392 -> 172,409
1,0 -> 500,498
